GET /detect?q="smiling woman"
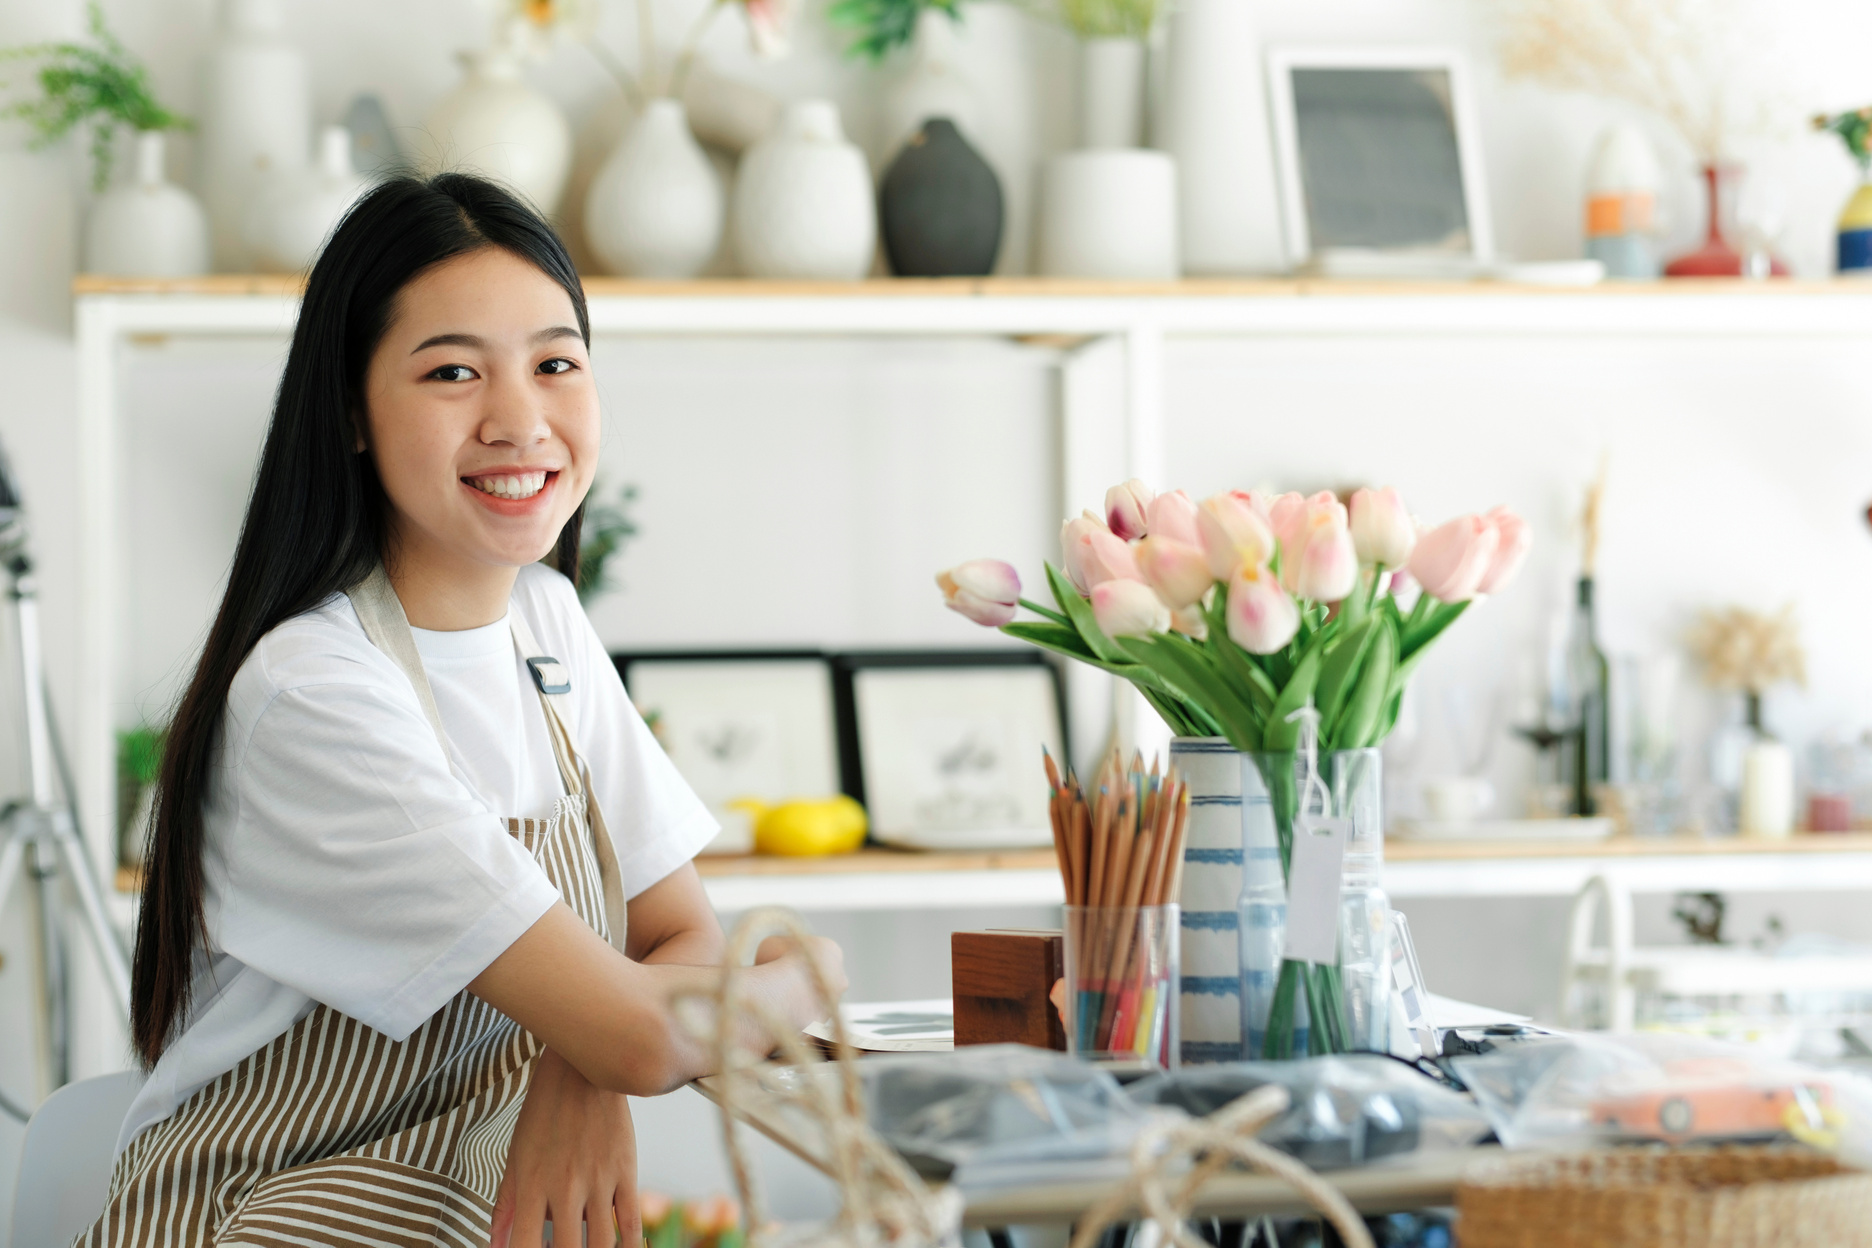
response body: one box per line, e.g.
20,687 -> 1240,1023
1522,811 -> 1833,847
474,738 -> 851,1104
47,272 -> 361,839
82,174 -> 843,1248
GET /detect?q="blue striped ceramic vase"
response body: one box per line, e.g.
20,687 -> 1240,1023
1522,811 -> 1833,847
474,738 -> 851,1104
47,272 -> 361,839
1170,736 -> 1248,1064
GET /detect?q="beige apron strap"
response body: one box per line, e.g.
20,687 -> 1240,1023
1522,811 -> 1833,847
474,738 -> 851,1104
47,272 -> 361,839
509,609 -> 629,954
345,564 -> 450,759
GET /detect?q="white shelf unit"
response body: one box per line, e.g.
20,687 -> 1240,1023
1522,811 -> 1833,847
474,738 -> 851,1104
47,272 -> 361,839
73,276 -> 1872,898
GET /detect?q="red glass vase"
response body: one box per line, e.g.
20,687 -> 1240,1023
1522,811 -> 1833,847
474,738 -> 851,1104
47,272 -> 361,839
1666,164 -> 1788,277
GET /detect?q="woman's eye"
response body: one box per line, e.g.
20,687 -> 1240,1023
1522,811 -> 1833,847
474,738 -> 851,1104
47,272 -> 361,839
538,357 -> 578,375
428,364 -> 476,382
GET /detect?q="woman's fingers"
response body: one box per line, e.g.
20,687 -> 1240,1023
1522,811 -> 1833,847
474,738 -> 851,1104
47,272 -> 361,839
488,1171 -> 517,1248
504,1191 -> 549,1248
612,1181 -> 640,1247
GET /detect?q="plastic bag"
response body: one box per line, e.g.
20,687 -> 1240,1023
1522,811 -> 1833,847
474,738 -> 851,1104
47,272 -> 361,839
854,1044 -> 1165,1190
1126,1054 -> 1492,1170
1451,1031 -> 1872,1164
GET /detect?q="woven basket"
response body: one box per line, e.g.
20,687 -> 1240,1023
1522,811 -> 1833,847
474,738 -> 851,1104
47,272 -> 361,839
1456,1147 -> 1872,1248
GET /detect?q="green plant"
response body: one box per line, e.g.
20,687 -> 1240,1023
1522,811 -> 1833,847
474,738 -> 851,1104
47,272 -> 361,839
1816,108 -> 1872,173
1055,0 -> 1163,40
0,2 -> 189,191
828,0 -> 964,62
574,480 -> 641,604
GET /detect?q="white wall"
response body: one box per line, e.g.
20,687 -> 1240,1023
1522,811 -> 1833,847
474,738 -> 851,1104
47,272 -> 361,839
7,0 -> 1872,1232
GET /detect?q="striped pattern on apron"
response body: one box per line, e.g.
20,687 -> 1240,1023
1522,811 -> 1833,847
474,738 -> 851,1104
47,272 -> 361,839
81,566 -> 627,1247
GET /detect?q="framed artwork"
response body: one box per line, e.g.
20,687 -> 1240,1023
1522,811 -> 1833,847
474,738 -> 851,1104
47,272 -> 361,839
838,651 -> 1068,851
1266,47 -> 1494,276
617,653 -> 841,844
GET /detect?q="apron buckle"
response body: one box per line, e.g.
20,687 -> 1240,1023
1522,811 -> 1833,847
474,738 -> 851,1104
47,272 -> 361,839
526,656 -> 572,695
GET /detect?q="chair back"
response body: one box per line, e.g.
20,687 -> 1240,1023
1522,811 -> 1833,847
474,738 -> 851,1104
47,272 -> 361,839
8,1070 -> 142,1248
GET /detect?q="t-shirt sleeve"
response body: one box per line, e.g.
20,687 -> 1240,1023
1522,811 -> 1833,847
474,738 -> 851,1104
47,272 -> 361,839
208,675 -> 561,1041
541,577 -> 719,897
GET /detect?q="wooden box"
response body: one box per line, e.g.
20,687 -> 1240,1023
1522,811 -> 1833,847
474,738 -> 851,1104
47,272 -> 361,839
951,928 -> 1066,1051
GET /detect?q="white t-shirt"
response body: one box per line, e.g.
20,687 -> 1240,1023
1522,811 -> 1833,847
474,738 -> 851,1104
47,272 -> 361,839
117,563 -> 716,1154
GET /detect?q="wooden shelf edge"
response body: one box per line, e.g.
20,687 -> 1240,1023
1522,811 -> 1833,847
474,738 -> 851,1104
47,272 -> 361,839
72,274 -> 1872,300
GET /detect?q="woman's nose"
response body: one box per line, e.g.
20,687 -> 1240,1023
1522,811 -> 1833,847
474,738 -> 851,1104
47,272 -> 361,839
479,370 -> 551,447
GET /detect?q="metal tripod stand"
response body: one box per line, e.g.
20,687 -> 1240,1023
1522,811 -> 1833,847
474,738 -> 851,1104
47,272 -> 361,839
0,478 -> 131,1102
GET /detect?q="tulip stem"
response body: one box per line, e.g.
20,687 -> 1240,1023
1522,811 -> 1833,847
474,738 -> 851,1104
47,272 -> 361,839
1019,596 -> 1071,626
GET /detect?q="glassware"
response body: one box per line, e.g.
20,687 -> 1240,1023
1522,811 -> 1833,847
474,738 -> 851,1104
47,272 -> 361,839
1062,904 -> 1180,1068
1560,576 -> 1611,816
1238,748 -> 1391,1059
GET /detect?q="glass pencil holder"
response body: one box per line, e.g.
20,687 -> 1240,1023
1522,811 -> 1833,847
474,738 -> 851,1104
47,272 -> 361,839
1062,904 -> 1180,1070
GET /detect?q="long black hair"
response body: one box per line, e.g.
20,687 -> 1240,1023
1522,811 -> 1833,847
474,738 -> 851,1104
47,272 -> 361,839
132,173 -> 591,1066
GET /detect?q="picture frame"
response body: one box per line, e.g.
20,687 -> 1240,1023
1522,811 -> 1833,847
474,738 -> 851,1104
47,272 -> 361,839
1265,46 -> 1494,276
616,651 -> 841,851
835,651 -> 1069,851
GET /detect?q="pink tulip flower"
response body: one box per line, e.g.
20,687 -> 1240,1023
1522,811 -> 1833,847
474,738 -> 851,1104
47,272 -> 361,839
1278,492 -> 1356,602
1145,489 -> 1203,549
1348,486 -> 1416,568
1476,506 -> 1531,595
1227,563 -> 1300,654
1092,578 -> 1171,638
1197,491 -> 1275,581
741,0 -> 793,58
936,559 -> 1021,626
1060,510 -> 1107,592
1077,524 -> 1142,589
1269,492 -> 1308,564
1408,515 -> 1501,603
1105,478 -> 1155,541
1170,602 -> 1209,640
1135,536 -> 1214,610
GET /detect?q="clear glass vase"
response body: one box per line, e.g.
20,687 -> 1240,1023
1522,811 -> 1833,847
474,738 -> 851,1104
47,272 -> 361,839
1238,748 -> 1392,1058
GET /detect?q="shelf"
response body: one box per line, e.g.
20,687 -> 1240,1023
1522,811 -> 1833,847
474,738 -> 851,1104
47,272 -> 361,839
113,835 -> 1872,915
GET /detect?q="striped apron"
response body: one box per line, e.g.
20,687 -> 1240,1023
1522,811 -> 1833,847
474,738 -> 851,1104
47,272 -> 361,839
81,566 -> 628,1247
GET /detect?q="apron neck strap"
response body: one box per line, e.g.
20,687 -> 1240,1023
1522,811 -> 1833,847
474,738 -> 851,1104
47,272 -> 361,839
345,564 -> 450,760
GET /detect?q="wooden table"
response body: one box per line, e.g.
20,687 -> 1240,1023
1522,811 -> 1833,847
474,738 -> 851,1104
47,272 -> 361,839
692,1067 -> 1488,1228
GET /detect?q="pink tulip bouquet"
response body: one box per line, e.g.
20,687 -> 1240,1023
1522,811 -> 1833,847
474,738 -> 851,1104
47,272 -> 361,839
937,481 -> 1529,1057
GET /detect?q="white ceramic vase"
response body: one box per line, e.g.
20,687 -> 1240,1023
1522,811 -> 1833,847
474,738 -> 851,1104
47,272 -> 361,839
1079,37 -> 1146,149
84,132 -> 212,277
585,99 -> 723,278
418,39 -> 572,215
1039,149 -> 1179,278
199,0 -> 310,269
245,127 -> 369,274
881,10 -> 982,162
1161,0 -> 1284,274
733,100 -> 876,280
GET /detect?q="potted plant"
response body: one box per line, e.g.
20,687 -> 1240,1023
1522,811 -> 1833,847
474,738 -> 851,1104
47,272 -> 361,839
2,2 -> 207,276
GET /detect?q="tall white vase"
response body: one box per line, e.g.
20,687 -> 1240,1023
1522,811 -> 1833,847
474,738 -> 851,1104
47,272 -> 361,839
199,0 -> 310,270
1161,0 -> 1284,274
245,127 -> 369,274
84,132 -> 212,277
733,101 -> 875,280
585,99 -> 723,278
1079,38 -> 1146,149
1170,737 -> 1244,1065
418,39 -> 572,215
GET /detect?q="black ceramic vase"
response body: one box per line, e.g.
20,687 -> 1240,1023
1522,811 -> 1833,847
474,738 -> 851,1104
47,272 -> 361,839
879,118 -> 1004,277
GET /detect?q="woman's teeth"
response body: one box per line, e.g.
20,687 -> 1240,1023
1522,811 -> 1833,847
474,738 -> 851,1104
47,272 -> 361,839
470,471 -> 548,500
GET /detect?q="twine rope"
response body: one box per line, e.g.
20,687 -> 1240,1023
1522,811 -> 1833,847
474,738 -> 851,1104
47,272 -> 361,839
674,906 -> 962,1248
1066,1084 -> 1376,1248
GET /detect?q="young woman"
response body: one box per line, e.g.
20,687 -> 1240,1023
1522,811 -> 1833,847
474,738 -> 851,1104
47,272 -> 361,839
82,173 -> 843,1248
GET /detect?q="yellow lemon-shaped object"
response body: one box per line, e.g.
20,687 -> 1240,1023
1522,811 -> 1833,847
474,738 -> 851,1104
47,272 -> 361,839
753,796 -> 868,857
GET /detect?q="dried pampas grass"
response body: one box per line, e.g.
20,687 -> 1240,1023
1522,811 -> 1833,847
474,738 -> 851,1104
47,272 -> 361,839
1487,0 -> 1772,161
1687,604 -> 1805,694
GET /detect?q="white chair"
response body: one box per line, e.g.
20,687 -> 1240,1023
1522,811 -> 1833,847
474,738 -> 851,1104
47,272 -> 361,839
1561,873 -> 1872,1032
8,1070 -> 142,1248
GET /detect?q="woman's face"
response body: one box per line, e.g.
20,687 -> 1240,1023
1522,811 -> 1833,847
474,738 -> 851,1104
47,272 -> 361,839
362,246 -> 597,580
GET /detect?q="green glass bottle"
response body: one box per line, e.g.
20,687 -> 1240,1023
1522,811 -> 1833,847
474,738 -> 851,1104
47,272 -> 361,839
1564,576 -> 1611,815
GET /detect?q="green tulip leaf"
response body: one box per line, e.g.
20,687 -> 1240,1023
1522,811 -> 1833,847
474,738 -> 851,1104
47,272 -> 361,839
1043,563 -> 1130,665
1335,613 -> 1397,749
1262,629 -> 1330,751
1315,615 -> 1377,738
1118,634 -> 1261,751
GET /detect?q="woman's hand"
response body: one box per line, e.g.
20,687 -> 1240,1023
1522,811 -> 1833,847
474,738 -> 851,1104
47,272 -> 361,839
490,1047 -> 637,1248
757,934 -> 849,1037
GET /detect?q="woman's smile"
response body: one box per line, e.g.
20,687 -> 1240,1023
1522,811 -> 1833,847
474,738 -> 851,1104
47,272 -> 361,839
463,467 -> 558,509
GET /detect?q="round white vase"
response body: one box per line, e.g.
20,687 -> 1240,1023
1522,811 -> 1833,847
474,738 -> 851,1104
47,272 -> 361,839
585,98 -> 723,278
1039,149 -> 1180,278
417,41 -> 572,215
84,132 -> 212,277
1079,37 -> 1146,149
245,127 -> 369,273
199,0 -> 311,270
732,100 -> 876,280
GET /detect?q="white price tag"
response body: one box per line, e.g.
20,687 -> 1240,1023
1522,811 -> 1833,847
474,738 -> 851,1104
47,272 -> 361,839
1283,815 -> 1348,965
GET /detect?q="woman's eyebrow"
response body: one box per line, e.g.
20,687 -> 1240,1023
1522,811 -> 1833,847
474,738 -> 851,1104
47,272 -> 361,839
409,325 -> 581,354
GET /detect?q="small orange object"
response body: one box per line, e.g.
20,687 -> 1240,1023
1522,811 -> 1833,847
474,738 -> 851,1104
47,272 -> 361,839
1589,1058 -> 1833,1144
